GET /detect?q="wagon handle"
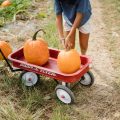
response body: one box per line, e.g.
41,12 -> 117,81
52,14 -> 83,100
33,29 -> 46,40
0,49 -> 22,72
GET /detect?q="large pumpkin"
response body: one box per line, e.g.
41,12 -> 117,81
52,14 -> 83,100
24,29 -> 49,65
57,49 -> 81,74
0,41 -> 12,60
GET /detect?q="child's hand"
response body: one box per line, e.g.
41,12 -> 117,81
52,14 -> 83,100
65,36 -> 73,50
59,38 -> 65,49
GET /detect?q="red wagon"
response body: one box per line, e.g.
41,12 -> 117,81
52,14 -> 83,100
0,47 -> 94,104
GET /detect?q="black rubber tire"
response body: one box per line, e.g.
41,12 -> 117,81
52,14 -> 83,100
79,71 -> 94,87
55,85 -> 75,104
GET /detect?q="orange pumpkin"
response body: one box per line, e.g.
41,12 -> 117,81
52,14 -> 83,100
24,29 -> 49,65
0,41 -> 12,60
57,49 -> 81,74
1,0 -> 12,7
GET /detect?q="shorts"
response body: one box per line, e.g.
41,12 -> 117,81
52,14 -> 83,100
63,19 -> 91,34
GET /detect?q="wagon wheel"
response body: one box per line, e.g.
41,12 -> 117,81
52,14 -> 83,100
55,85 -> 75,104
20,71 -> 40,87
79,71 -> 94,87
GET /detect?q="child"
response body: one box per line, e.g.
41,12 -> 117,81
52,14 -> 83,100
54,0 -> 92,55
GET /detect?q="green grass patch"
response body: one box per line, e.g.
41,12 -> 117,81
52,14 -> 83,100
0,0 -> 31,25
43,15 -> 59,48
51,105 -> 70,120
36,12 -> 47,19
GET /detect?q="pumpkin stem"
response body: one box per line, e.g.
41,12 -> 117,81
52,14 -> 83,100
33,29 -> 45,40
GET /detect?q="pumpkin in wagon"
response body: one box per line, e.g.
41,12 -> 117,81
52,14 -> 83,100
24,29 -> 49,66
57,49 -> 81,74
0,40 -> 12,60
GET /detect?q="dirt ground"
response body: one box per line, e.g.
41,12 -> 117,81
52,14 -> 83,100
0,0 -> 120,120
71,0 -> 120,119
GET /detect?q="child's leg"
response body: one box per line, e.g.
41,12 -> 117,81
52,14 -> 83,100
78,20 -> 91,55
79,32 -> 89,55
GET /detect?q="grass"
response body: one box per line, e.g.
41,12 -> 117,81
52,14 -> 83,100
43,16 -> 59,49
0,0 -> 31,26
36,12 -> 47,19
0,101 -> 35,120
51,106 -> 70,120
0,72 -> 73,120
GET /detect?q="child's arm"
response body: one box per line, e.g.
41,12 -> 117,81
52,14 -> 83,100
56,14 -> 65,47
68,13 -> 82,38
65,13 -> 83,49
65,0 -> 91,50
54,0 -> 64,47
56,14 -> 64,40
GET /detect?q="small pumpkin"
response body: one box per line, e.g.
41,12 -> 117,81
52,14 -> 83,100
24,29 -> 49,65
57,49 -> 81,74
0,41 -> 12,60
1,0 -> 12,7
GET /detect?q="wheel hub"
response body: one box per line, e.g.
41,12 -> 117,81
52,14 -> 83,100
61,95 -> 65,99
21,72 -> 38,86
28,78 -> 32,81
